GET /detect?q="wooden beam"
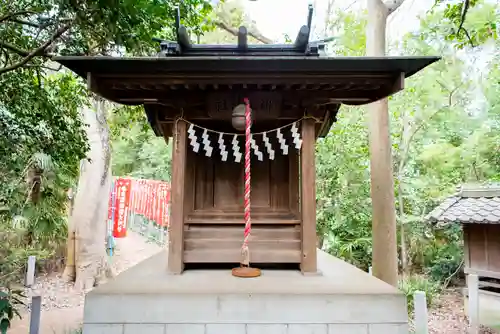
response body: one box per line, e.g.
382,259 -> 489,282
86,72 -> 99,94
464,267 -> 500,280
463,225 -> 470,268
393,72 -> 404,92
300,118 -> 317,273
168,120 -> 188,274
109,88 -> 390,107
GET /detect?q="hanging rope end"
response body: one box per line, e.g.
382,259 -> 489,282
241,245 -> 250,267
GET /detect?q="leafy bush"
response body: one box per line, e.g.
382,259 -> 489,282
0,289 -> 25,334
423,224 -> 464,284
399,275 -> 440,313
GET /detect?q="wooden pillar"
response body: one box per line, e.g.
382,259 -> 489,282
300,118 -> 317,273
168,120 -> 187,274
366,0 -> 398,287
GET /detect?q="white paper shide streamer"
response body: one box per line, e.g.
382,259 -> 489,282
276,128 -> 288,155
188,124 -> 200,153
218,133 -> 228,161
263,132 -> 275,160
290,123 -> 302,150
202,129 -> 213,157
186,120 -> 304,162
250,135 -> 263,161
232,134 -> 242,163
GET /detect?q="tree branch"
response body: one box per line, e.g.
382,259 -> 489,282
0,21 -> 73,75
0,41 -> 31,57
9,18 -> 41,28
26,63 -> 63,72
383,0 -> 406,14
215,21 -> 273,44
0,10 -> 37,23
397,82 -> 462,175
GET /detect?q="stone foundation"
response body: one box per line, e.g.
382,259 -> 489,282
83,250 -> 408,334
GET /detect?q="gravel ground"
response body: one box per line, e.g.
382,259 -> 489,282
427,288 -> 498,334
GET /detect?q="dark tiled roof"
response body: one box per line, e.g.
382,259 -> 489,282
426,185 -> 500,225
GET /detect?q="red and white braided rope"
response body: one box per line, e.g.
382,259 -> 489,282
241,97 -> 252,266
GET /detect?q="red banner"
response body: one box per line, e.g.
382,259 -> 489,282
152,181 -> 160,223
165,186 -> 171,226
157,182 -> 166,227
113,177 -> 131,238
108,177 -> 171,234
139,179 -> 147,215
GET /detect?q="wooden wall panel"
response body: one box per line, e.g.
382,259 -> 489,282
193,151 -> 214,210
468,224 -> 487,270
468,224 -> 488,271
270,154 -> 289,210
486,225 -> 500,272
190,153 -> 294,217
213,160 -> 243,210
249,160 -> 271,208
288,151 -> 299,218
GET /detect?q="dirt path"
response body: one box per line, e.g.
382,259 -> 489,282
427,288 -> 497,334
8,232 -> 162,334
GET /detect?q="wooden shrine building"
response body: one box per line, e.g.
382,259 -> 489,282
55,9 -> 439,275
427,185 -> 500,285
427,184 -> 500,328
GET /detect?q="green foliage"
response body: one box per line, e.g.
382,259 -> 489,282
316,108 -> 372,270
0,0 -> 215,323
329,9 -> 367,56
318,6 -> 500,308
1,0 -> 213,63
0,289 -> 25,334
431,0 -> 498,48
399,275 -> 440,313
110,107 -> 172,181
424,224 -> 464,284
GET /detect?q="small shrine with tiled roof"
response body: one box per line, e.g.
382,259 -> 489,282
427,184 -> 500,329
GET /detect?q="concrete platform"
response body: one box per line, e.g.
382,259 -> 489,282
464,289 -> 500,331
83,250 -> 409,334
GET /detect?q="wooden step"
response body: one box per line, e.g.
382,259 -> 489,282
184,249 -> 301,263
184,226 -> 300,239
186,218 -> 300,225
184,238 -> 301,251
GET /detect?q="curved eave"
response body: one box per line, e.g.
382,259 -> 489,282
54,55 -> 440,79
54,55 -> 439,138
54,55 -> 439,107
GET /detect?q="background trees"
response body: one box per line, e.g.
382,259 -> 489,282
0,0 -> 213,325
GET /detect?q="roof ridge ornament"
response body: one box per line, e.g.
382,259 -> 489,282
153,4 -> 327,57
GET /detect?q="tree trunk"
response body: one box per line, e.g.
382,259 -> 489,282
366,0 -> 402,287
70,98 -> 114,291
